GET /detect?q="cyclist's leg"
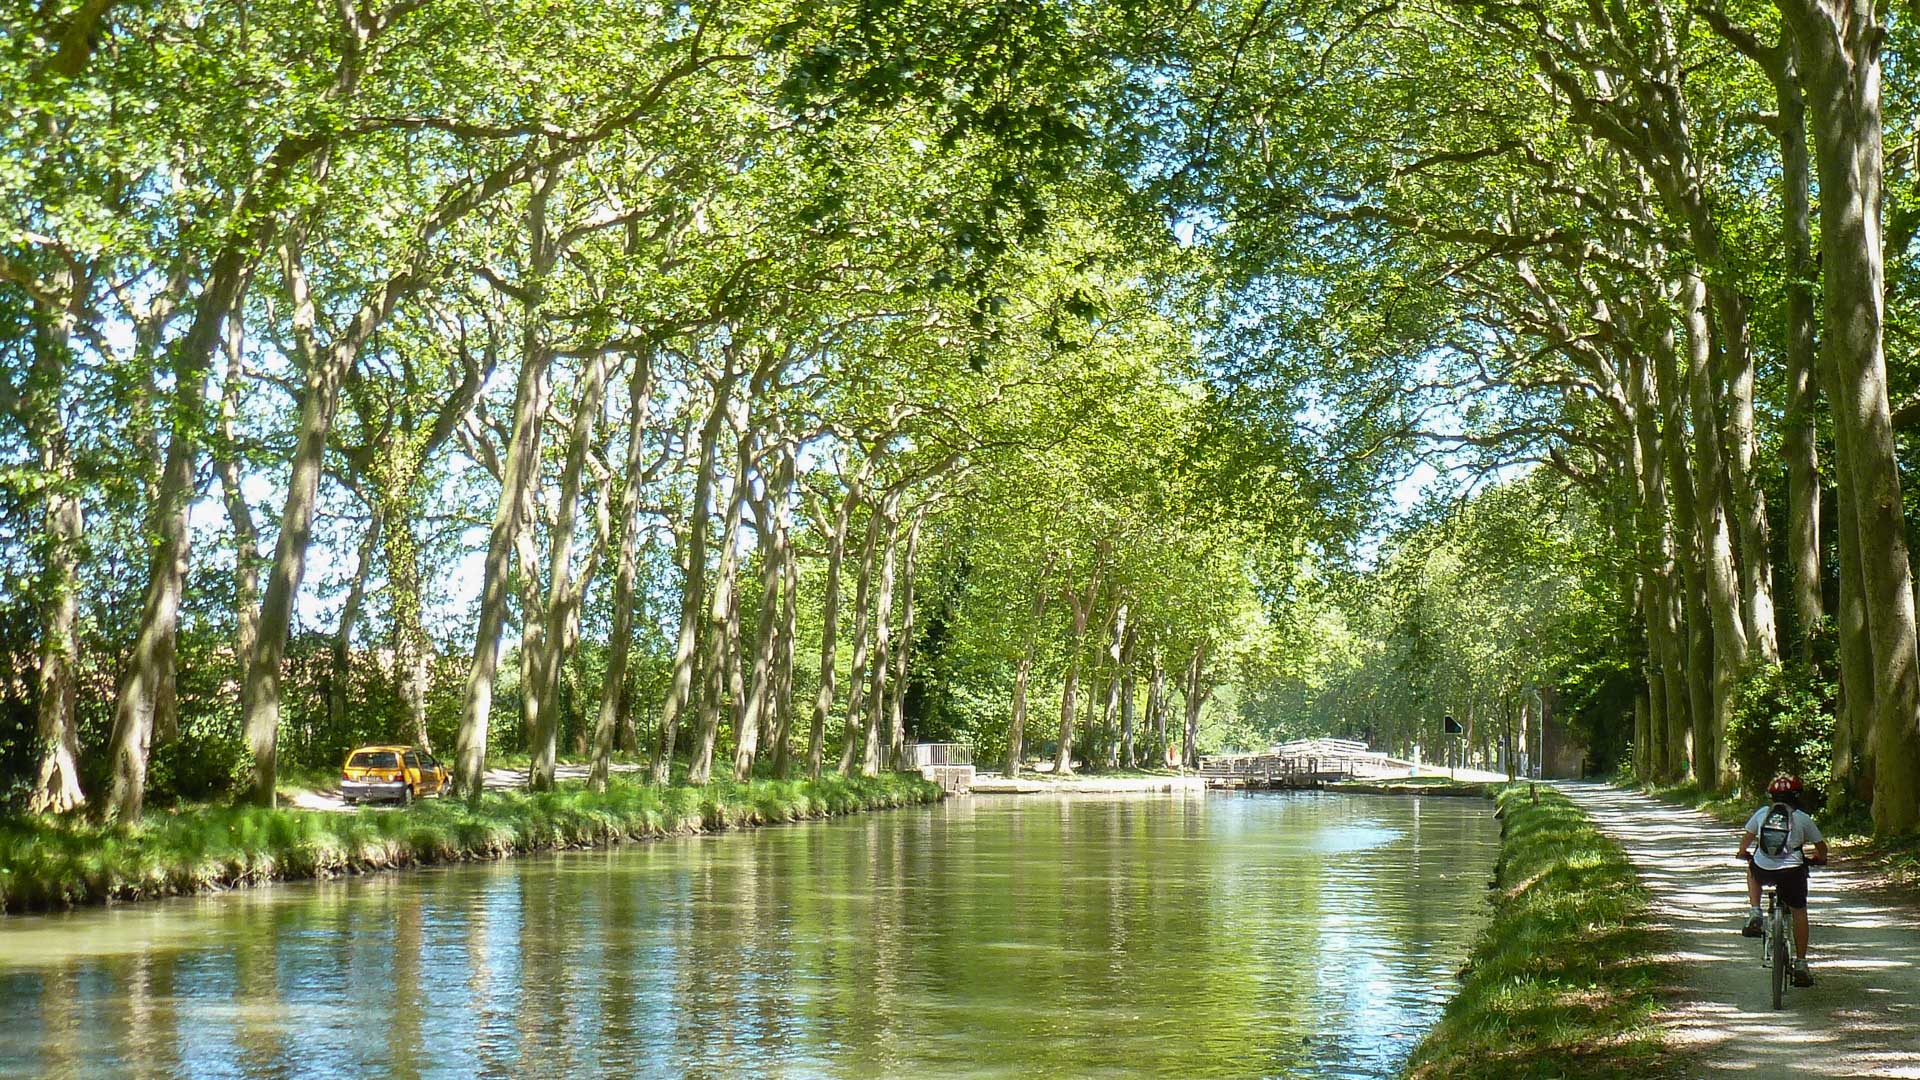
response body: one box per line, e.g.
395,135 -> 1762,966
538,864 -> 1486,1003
1787,864 -> 1810,954
1747,863 -> 1762,908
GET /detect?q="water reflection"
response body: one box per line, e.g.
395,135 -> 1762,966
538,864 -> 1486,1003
0,793 -> 1497,1078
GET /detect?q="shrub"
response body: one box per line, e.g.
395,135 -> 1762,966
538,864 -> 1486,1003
1729,662 -> 1834,803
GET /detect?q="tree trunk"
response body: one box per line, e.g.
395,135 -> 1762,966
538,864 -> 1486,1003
215,309 -> 261,690
809,468 -> 870,778
593,354 -> 655,791
104,260 -> 251,822
652,385 -> 728,785
1148,645 -> 1168,766
1104,602 -> 1129,770
388,517 -> 432,753
838,504 -> 882,776
1778,36 -> 1825,661
862,500 -> 903,776
1054,582 -> 1094,776
690,413 -> 748,786
528,351 -> 610,791
454,173 -> 557,800
1182,640 -> 1210,770
1831,471 -> 1876,809
734,467 -> 784,781
1782,0 -> 1920,831
328,508 -> 384,744
887,512 -> 924,771
240,236 -> 365,808
771,442 -> 800,778
1682,268 -> 1748,789
25,269 -> 85,816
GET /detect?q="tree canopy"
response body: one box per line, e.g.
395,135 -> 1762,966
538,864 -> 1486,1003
7,0 -> 1920,834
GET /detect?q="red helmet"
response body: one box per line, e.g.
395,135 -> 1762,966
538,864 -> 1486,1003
1768,774 -> 1804,797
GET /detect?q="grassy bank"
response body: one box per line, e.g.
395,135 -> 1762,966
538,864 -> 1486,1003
1327,777 -> 1489,797
1406,785 -> 1676,1080
0,773 -> 941,914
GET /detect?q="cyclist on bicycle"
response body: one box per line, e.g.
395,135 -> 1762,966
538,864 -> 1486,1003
1738,774 -> 1828,987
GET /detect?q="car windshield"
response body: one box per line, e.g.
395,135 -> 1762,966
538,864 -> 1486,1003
348,751 -> 400,769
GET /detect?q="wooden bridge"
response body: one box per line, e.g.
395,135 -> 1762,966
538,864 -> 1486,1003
1198,739 -> 1387,790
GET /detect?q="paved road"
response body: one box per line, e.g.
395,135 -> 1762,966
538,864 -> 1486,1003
1560,782 -> 1920,1078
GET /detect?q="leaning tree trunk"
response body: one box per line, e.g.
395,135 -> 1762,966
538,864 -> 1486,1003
454,176 -> 557,800
1783,0 -> 1920,832
104,259 -> 250,822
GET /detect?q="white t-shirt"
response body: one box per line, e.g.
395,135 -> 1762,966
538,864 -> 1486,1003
1744,804 -> 1824,870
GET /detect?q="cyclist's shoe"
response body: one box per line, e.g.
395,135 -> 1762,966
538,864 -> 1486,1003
1742,915 -> 1764,938
1792,961 -> 1814,987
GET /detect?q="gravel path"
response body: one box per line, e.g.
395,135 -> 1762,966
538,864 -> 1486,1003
1559,781 -> 1920,1078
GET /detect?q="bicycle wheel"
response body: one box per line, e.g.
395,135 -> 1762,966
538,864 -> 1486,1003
1770,920 -> 1787,1010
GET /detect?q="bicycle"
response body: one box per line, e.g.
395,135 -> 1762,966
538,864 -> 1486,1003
1758,875 -> 1795,1010
1742,851 -> 1823,1010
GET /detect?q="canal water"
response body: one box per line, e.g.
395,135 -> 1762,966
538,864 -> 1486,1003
0,792 -> 1499,1078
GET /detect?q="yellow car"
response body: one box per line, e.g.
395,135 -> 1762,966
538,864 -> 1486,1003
340,745 -> 450,805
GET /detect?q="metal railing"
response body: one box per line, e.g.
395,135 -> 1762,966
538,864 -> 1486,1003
903,743 -> 973,768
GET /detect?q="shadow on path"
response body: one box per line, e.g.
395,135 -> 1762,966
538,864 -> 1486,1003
1558,782 -> 1920,1079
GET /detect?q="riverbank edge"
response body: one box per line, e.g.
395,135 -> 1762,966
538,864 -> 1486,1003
1404,783 -> 1680,1080
969,773 -> 1207,794
0,773 -> 944,915
1325,779 -> 1488,797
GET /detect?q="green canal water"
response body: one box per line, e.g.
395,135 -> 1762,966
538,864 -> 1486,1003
0,792 -> 1499,1078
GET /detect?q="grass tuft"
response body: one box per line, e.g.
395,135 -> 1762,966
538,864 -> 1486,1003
1404,784 -> 1681,1080
0,772 -> 941,914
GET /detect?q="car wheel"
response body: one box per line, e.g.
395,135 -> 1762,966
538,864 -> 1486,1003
400,785 -> 413,806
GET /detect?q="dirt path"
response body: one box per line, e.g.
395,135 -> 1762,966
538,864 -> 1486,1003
1559,782 -> 1920,1078
285,762 -> 645,812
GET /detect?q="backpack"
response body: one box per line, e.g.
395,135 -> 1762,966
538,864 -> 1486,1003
1758,802 -> 1794,859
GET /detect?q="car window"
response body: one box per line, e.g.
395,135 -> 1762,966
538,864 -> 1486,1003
404,752 -> 421,769
349,751 -> 399,769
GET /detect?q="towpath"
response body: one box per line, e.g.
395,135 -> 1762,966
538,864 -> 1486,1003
1560,782 -> 1920,1078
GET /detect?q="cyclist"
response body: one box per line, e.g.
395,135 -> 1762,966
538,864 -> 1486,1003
1737,774 -> 1828,987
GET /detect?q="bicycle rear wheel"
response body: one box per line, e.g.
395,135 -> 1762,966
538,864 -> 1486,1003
1770,921 -> 1787,1009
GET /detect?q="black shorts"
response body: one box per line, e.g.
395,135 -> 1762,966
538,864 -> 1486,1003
1751,863 -> 1810,909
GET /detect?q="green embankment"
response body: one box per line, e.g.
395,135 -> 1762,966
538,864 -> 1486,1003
1406,784 -> 1676,1080
0,773 -> 941,914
